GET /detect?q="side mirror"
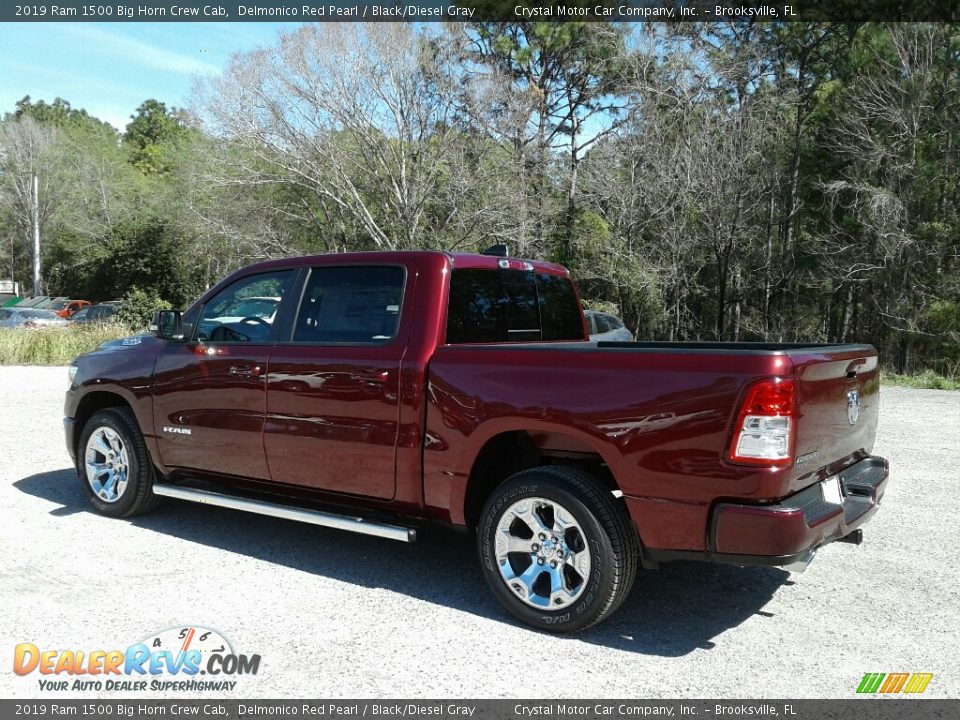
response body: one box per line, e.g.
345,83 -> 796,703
149,309 -> 183,340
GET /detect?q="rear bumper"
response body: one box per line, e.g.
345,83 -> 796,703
647,455 -> 888,570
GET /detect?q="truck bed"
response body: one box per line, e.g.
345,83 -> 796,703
424,340 -> 879,552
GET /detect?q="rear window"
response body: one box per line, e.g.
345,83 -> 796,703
446,269 -> 584,344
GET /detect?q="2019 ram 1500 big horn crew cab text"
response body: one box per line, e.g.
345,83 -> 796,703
64,250 -> 889,632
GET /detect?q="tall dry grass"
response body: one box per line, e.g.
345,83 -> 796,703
0,325 -> 135,365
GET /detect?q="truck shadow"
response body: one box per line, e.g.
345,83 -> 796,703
16,468 -> 789,657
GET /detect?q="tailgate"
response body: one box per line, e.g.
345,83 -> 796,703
786,345 -> 879,479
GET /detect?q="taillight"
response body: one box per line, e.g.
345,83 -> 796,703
728,378 -> 795,467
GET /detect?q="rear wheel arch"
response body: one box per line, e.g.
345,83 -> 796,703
477,464 -> 640,631
462,428 -> 623,530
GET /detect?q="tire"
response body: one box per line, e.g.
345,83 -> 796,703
77,407 -> 160,518
477,466 -> 639,633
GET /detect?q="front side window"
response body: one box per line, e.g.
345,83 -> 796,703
197,270 -> 294,343
446,269 -> 585,344
293,266 -> 405,344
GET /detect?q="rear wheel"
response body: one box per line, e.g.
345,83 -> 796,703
477,466 -> 639,632
78,408 -> 160,518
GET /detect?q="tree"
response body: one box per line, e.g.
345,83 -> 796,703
0,116 -> 62,294
194,24 -> 465,251
461,21 -> 628,258
821,23 -> 960,371
125,99 -> 192,174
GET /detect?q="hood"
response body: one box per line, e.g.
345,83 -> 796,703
94,332 -> 162,352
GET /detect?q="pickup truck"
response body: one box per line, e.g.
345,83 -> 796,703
64,249 -> 889,632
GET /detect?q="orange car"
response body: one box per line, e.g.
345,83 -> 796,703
50,299 -> 91,318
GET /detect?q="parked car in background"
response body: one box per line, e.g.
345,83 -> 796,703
71,302 -> 120,325
0,308 -> 70,328
584,310 -> 634,342
47,299 -> 91,318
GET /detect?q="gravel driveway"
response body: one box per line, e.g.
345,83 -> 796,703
1,366 -> 957,699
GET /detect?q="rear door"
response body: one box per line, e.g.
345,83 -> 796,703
152,269 -> 297,480
263,263 -> 410,499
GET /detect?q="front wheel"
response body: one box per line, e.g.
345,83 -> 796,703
477,466 -> 639,632
78,408 -> 160,518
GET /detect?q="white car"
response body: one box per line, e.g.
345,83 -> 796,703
205,296 -> 280,324
0,308 -> 70,329
198,296 -> 281,341
584,310 -> 633,342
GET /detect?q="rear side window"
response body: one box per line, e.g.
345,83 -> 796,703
446,269 -> 584,344
293,266 -> 405,344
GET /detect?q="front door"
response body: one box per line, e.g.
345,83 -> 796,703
264,264 -> 409,499
152,269 -> 296,480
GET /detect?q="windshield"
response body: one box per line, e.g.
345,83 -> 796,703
19,310 -> 59,319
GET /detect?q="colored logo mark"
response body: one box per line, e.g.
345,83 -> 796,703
857,673 -> 933,694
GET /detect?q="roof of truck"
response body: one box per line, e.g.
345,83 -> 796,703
235,250 -> 570,277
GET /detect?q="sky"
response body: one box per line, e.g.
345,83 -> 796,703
0,22 -> 303,131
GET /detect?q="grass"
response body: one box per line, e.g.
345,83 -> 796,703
881,369 -> 960,391
0,324 -> 135,365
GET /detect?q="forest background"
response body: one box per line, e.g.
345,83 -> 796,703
1,21 -> 957,377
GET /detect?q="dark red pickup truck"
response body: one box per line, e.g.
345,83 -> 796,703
65,250 -> 888,631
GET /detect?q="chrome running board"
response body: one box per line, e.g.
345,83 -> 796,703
152,484 -> 416,542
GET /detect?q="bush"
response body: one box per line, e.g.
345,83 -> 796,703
116,287 -> 171,328
0,324 -> 133,365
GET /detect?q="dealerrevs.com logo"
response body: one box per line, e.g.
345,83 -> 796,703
13,626 -> 261,692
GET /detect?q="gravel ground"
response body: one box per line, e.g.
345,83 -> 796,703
1,366 -> 957,699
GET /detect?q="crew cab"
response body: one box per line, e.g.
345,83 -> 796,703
64,250 -> 889,632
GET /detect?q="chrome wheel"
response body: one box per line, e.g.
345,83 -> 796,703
84,426 -> 130,503
494,497 -> 592,610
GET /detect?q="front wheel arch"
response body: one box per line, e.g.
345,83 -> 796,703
78,407 -> 160,518
72,391 -> 136,460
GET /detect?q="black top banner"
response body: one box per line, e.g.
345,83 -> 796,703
4,0 -> 959,23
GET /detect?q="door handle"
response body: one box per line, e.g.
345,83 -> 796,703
228,364 -> 262,378
846,358 -> 866,379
